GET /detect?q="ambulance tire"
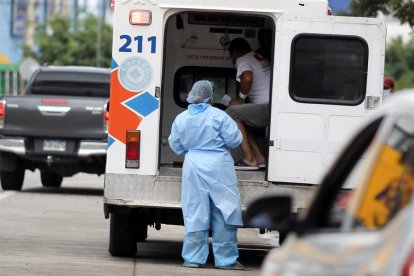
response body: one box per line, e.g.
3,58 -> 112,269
40,171 -> 63,188
279,230 -> 287,245
109,213 -> 137,257
136,224 -> 148,242
0,162 -> 25,191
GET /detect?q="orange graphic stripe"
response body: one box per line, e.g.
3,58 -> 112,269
108,70 -> 142,144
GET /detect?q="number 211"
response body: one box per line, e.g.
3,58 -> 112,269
119,35 -> 156,54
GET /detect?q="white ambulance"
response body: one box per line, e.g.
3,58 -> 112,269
104,0 -> 386,256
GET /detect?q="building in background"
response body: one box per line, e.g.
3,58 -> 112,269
0,0 -> 110,95
0,0 -> 110,65
328,0 -> 351,14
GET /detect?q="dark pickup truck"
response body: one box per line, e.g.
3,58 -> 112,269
0,66 -> 110,190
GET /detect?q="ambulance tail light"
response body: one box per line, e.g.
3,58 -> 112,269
0,99 -> 5,129
402,247 -> 414,276
129,10 -> 152,25
125,130 -> 140,168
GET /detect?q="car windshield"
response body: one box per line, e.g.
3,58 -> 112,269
30,71 -> 110,97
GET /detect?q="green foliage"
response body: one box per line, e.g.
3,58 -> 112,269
34,14 -> 112,67
346,1 -> 414,90
348,0 -> 414,28
385,35 -> 414,90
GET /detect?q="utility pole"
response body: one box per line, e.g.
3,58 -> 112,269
24,0 -> 37,53
73,0 -> 79,31
96,0 -> 106,67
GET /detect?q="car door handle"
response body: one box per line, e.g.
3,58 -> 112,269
38,106 -> 71,116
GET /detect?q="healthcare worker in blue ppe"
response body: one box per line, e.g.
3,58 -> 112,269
168,80 -> 244,270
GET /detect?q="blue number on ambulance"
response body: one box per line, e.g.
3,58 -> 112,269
119,35 -> 156,54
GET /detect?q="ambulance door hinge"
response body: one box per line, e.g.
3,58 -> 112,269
366,96 -> 380,110
269,140 -> 281,150
155,86 -> 161,98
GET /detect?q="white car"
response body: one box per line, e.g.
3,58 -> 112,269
246,93 -> 414,276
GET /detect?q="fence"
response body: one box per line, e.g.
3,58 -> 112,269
0,64 -> 26,95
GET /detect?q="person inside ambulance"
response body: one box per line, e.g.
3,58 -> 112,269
168,80 -> 244,270
225,38 -> 271,170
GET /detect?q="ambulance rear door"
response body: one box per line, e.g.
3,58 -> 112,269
106,3 -> 163,175
267,15 -> 386,184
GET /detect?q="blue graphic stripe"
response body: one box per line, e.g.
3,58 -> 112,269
107,136 -> 115,148
111,58 -> 118,70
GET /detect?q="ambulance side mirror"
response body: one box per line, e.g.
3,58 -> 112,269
244,195 -> 294,230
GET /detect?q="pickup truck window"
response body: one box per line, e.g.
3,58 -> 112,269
30,71 -> 110,97
289,34 -> 368,106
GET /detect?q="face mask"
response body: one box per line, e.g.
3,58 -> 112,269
383,89 -> 391,99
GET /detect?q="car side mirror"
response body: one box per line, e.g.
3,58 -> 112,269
244,195 -> 294,230
402,144 -> 414,169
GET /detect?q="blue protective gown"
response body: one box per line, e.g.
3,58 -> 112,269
168,103 -> 243,233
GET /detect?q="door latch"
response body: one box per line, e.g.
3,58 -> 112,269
366,96 -> 380,110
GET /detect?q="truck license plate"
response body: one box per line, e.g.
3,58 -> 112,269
43,139 -> 66,152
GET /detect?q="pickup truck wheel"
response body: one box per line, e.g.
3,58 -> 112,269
109,213 -> 137,257
136,224 -> 148,242
0,163 -> 25,191
40,172 -> 63,188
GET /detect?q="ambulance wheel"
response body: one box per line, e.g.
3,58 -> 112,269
41,171 -> 63,188
109,213 -> 137,257
0,162 -> 25,191
136,223 -> 148,242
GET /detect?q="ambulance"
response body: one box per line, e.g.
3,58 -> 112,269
104,0 -> 386,256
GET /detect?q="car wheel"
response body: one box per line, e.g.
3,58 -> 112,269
0,162 -> 25,191
40,171 -> 63,188
109,213 -> 137,257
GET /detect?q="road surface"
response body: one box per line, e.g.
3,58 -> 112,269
0,171 -> 277,275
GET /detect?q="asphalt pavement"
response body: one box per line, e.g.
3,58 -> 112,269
0,171 -> 277,275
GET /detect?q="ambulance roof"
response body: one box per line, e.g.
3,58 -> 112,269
136,0 -> 329,15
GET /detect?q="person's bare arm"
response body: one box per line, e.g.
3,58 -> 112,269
230,70 -> 253,106
239,70 -> 253,95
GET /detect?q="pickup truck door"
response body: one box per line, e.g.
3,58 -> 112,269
267,15 -> 386,184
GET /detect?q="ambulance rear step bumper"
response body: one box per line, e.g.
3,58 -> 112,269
104,167 -> 315,212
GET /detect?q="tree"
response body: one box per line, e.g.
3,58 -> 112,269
346,1 -> 414,90
348,0 -> 414,28
384,36 -> 414,90
32,14 -> 112,68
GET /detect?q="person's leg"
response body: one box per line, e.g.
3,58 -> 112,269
210,201 -> 240,268
182,230 -> 209,267
226,104 -> 269,168
245,127 -> 265,165
235,121 -> 257,166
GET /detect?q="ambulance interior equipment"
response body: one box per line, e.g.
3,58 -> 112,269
160,12 -> 275,166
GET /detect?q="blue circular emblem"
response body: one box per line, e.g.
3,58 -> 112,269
118,57 -> 152,92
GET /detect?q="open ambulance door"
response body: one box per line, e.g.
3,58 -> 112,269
267,15 -> 386,184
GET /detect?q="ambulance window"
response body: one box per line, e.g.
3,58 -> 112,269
289,34 -> 368,106
173,67 -> 238,108
351,114 -> 414,230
